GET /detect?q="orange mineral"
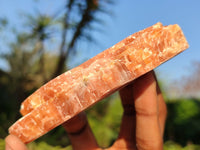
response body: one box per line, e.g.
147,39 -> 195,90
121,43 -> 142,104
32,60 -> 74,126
9,23 -> 189,143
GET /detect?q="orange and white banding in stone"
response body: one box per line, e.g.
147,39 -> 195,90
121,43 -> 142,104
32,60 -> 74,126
9,23 -> 189,143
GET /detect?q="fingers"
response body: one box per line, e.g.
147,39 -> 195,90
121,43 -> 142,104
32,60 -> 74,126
62,112 -> 100,150
133,71 -> 163,150
110,84 -> 136,149
157,92 -> 167,136
109,71 -> 166,150
154,72 -> 167,136
5,134 -> 28,150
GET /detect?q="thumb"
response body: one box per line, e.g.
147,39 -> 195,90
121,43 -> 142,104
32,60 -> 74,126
5,134 -> 28,150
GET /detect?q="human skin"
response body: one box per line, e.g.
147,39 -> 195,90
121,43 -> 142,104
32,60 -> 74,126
5,71 -> 167,150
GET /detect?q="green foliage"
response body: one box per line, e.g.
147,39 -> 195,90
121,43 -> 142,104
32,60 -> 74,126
0,139 -> 5,150
0,138 -> 72,150
27,141 -> 72,150
35,126 -> 70,147
0,112 -> 14,138
27,14 -> 53,40
183,144 -> 200,150
164,141 -> 183,150
174,100 -> 199,124
163,141 -> 200,150
2,138 -> 200,150
164,99 -> 200,146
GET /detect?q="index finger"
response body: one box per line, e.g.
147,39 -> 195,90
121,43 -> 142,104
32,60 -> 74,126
133,71 -> 163,150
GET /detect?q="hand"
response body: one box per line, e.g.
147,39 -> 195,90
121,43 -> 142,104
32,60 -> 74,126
5,71 -> 167,150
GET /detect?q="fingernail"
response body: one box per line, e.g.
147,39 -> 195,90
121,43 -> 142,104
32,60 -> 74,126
5,143 -> 12,150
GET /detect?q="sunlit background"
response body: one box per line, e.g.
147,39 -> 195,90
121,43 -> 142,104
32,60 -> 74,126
0,0 -> 200,149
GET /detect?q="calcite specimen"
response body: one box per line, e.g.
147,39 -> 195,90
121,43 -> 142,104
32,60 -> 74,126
9,23 -> 189,143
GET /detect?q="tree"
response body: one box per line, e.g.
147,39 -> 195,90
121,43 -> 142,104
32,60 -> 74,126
52,0 -> 113,78
0,0 -> 114,144
0,0 -> 113,101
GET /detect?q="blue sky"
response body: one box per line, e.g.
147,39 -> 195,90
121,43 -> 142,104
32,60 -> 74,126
103,0 -> 200,83
0,0 -> 200,83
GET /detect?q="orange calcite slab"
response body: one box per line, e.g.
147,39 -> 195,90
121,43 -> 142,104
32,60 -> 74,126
9,23 -> 189,143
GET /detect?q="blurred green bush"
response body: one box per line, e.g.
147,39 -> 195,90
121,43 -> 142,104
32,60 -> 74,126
1,139 -> 200,150
163,141 -> 200,150
165,98 -> 200,146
